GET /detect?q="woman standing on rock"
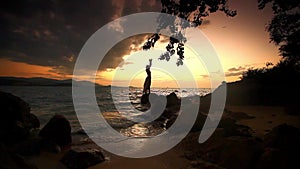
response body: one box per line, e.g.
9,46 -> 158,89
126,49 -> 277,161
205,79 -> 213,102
143,59 -> 152,94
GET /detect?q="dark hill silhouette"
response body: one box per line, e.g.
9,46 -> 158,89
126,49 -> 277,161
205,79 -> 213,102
0,76 -> 103,87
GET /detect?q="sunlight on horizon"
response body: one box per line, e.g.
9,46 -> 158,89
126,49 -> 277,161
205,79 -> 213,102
97,34 -> 217,89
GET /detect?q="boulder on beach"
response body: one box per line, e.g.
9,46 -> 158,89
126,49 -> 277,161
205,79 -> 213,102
256,124 -> 300,169
263,124 -> 300,149
186,134 -> 263,169
39,114 -> 72,148
60,147 -> 105,169
0,91 -> 40,144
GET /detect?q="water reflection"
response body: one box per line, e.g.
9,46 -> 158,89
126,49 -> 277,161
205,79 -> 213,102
120,123 -> 165,137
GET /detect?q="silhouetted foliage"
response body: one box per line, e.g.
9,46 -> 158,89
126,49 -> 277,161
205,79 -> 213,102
161,0 -> 236,26
142,33 -> 160,50
241,60 -> 300,113
242,0 -> 300,87
142,0 -> 237,66
240,0 -> 300,95
258,0 -> 300,65
242,60 -> 300,85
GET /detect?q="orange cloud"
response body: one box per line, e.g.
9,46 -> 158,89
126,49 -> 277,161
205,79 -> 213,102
0,58 -> 69,79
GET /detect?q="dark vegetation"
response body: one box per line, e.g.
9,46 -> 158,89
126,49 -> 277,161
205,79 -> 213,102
142,0 -> 237,66
244,0 -> 299,82
243,0 -> 299,79
235,0 -> 300,114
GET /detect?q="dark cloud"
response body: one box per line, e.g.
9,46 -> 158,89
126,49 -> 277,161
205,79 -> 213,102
99,34 -> 149,71
98,33 -> 171,72
0,0 -> 161,75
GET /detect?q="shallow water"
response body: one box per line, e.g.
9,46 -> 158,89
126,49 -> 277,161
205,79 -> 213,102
0,86 -> 210,138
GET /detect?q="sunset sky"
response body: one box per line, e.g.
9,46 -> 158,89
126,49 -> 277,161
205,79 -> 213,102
0,0 -> 281,88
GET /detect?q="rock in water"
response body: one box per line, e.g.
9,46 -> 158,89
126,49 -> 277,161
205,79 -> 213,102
60,148 -> 105,169
39,114 -> 72,147
0,91 -> 40,144
166,92 -> 180,107
141,93 -> 149,104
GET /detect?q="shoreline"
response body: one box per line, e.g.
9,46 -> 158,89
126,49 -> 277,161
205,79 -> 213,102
31,104 -> 300,169
1,85 -> 300,169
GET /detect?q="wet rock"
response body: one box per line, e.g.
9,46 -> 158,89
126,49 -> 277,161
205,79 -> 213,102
60,148 -> 105,169
0,91 -> 30,122
256,124 -> 300,169
263,124 -> 300,150
200,136 -> 263,169
139,92 -> 181,127
166,92 -> 180,107
0,91 -> 40,144
39,114 -> 72,148
157,92 -> 181,122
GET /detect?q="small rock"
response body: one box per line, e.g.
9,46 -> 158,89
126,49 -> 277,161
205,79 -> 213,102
60,148 -> 105,169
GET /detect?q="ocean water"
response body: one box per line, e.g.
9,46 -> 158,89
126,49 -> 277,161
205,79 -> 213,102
0,86 -> 211,133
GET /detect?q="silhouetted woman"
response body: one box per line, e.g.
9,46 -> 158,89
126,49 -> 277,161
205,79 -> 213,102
143,59 -> 152,94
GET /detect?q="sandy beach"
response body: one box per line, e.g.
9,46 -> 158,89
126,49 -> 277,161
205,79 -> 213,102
30,104 -> 300,169
227,106 -> 300,137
